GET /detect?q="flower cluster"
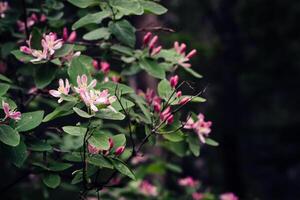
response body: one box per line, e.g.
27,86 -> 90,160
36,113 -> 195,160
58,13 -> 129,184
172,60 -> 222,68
49,74 -> 116,113
184,113 -> 212,143
1,101 -> 21,121
143,32 -> 162,57
169,75 -> 191,105
92,60 -> 120,83
139,180 -> 158,197
0,1 -> 9,18
174,41 -> 197,68
88,137 -> 125,156
17,13 -> 46,32
20,32 -> 63,62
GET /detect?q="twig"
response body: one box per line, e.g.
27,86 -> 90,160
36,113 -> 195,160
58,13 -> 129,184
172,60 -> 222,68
21,0 -> 29,39
137,26 -> 175,33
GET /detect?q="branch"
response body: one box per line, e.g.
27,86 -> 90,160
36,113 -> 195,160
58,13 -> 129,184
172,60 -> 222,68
137,26 -> 175,33
21,0 -> 29,39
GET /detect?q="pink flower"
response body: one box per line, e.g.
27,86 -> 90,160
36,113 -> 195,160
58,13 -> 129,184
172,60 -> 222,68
17,13 -> 45,32
173,41 -> 197,68
143,32 -> 152,45
74,74 -> 97,93
100,61 -> 110,74
63,27 -> 77,43
88,143 -> 100,154
186,49 -> 197,59
61,51 -> 81,63
176,91 -> 182,98
148,35 -> 158,50
0,1 -> 9,18
114,146 -> 125,156
139,180 -> 158,197
169,75 -> 179,88
192,192 -> 204,200
2,101 -> 21,121
42,32 -> 63,55
40,14 -> 47,22
80,89 -> 116,112
220,193 -> 239,200
178,176 -> 199,187
49,79 -> 70,103
145,89 -> 162,113
160,106 -> 174,124
184,113 -> 212,143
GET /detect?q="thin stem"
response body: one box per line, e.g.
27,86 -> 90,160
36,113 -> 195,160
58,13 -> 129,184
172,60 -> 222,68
21,0 -> 29,39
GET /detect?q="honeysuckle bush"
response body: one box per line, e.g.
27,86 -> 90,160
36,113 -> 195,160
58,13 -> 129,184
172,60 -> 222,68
0,0 -> 238,200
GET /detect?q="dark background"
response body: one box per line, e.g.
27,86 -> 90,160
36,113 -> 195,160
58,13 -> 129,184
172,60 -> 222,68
154,0 -> 300,199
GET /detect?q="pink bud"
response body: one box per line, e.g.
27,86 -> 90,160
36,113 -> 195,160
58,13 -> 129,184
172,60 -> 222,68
176,91 -> 182,98
186,49 -> 197,59
174,41 -> 180,53
115,146 -> 125,156
179,43 -> 187,54
150,46 -> 162,56
68,31 -> 77,43
143,32 -> 152,45
63,27 -> 68,41
179,97 -> 191,105
169,75 -> 179,88
20,46 -> 32,54
109,138 -> 114,149
30,13 -> 38,22
88,144 -> 100,154
92,59 -> 99,70
100,61 -> 110,74
40,14 -> 47,22
111,76 -> 121,83
166,114 -> 174,124
148,35 -> 158,50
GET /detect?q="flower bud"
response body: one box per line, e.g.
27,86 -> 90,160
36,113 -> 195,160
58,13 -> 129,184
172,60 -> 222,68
143,32 -> 152,45
63,27 -> 68,41
100,61 -> 110,74
40,14 -> 47,22
179,43 -> 187,54
176,91 -> 182,98
186,49 -> 197,59
92,59 -> 99,70
115,146 -> 125,156
68,31 -> 77,43
169,75 -> 179,88
20,46 -> 32,54
88,144 -> 100,154
150,46 -> 162,56
148,35 -> 158,50
179,97 -> 191,105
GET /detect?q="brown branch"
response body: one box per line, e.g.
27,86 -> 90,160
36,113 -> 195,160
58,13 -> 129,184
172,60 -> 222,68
137,26 -> 175,33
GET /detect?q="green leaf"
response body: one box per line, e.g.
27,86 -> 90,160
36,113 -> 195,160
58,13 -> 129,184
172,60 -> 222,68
68,56 -> 91,84
0,83 -> 10,96
43,102 -> 76,122
109,20 -> 136,48
162,130 -> 184,142
68,0 -> 100,8
184,95 -> 206,103
0,124 -> 20,147
95,109 -> 125,120
53,44 -> 74,58
97,81 -> 134,94
88,155 -> 114,169
43,174 -> 61,189
205,138 -> 219,146
7,139 -> 28,167
73,107 -> 95,118
0,74 -> 12,83
111,44 -> 133,56
111,98 -> 135,111
83,28 -> 111,41
182,67 -> 203,78
111,134 -> 126,149
28,140 -> 52,152
62,126 -> 87,136
157,79 -> 173,100
30,28 -> 43,50
48,162 -> 73,171
187,134 -> 200,156
11,50 -> 33,63
140,1 -> 167,15
71,166 -> 98,184
34,65 -> 57,89
88,131 -> 110,150
110,0 -> 143,16
72,11 -> 111,30
111,158 -> 135,180
16,111 -> 44,132
140,58 -> 165,79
